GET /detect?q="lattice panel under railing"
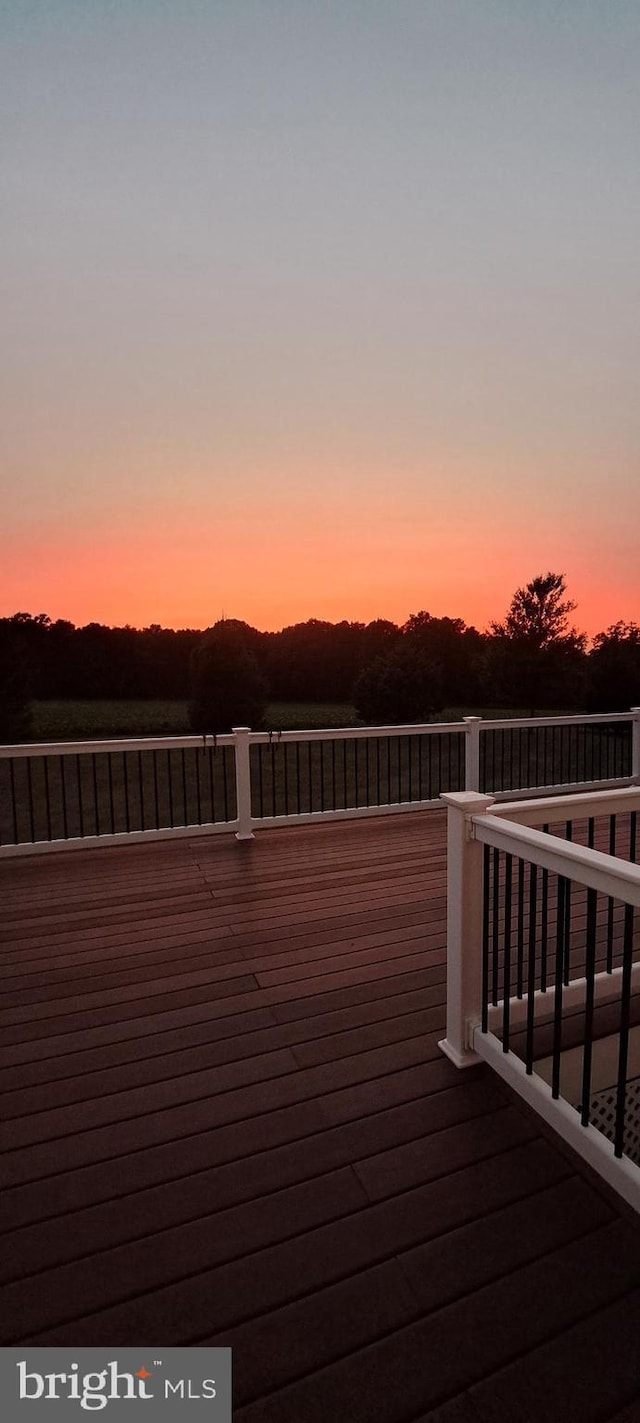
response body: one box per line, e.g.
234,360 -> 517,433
588,1078 -> 640,1166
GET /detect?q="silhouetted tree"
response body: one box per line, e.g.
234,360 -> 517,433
402,611 -> 486,704
354,644 -> 444,724
491,572 -> 582,649
189,621 -> 268,733
587,623 -> 640,711
488,573 -> 587,712
0,620 -> 34,741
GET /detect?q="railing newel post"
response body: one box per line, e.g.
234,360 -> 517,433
463,716 -> 482,792
439,790 -> 495,1068
232,726 -> 255,840
631,708 -> 640,784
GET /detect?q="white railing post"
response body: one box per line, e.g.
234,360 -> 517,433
232,727 -> 255,840
439,790 -> 495,1068
463,716 -> 482,792
632,708 -> 640,784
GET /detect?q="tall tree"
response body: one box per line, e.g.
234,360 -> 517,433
402,611 -> 486,704
189,620 -> 268,733
491,572 -> 584,650
587,623 -> 640,711
489,573 -> 587,712
354,644 -> 443,725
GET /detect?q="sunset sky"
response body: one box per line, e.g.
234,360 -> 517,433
2,0 -> 639,639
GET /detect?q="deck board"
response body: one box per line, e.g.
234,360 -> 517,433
2,809 -> 640,1420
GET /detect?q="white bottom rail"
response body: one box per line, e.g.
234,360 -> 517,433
472,1026 -> 640,1215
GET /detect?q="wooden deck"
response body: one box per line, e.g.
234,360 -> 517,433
2,811 -> 640,1422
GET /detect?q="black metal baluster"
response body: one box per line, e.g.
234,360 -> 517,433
258,746 -> 264,817
320,740 -> 325,812
307,741 -> 313,812
580,887 -> 598,1126
195,748 -> 202,825
481,844 -> 491,1033
330,740 -> 335,810
154,750 -> 161,827
587,816 -> 595,849
540,824 -> 549,992
376,737 -> 382,805
354,738 -> 359,808
166,749 -> 174,828
43,757 -> 52,841
284,743 -> 290,815
407,735 -> 413,802
26,756 -> 35,842
271,739 -> 277,817
517,728 -> 523,789
124,752 -> 131,832
92,754 -> 100,835
75,754 -> 84,837
630,810 -> 637,863
502,854 -> 513,1052
223,746 -> 230,820
297,742 -> 302,814
60,755 -> 69,839
563,821 -> 572,985
551,876 -> 566,1099
500,729 -> 505,792
584,726 -> 591,781
8,759 -> 18,843
107,754 -> 115,834
492,847 -> 500,1007
525,863 -> 538,1075
181,748 -> 188,825
342,739 -> 347,809
387,737 -> 391,803
208,746 -> 216,823
516,858 -> 525,998
365,737 -> 370,805
614,903 -> 635,1157
607,814 -> 616,971
138,749 -> 145,829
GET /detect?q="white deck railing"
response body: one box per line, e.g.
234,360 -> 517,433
440,784 -> 640,1212
0,709 -> 639,856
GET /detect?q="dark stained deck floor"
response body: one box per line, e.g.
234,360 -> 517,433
2,811 -> 640,1423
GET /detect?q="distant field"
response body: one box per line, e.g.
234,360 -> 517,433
30,700 -> 361,741
27,700 -> 569,742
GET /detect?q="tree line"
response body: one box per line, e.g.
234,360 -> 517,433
1,573 -> 639,737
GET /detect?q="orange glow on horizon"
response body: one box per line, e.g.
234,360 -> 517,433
1,508 -> 637,642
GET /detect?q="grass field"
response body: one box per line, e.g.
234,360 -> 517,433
28,700 -> 553,742
30,700 -> 360,741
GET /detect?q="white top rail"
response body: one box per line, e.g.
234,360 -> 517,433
0,722 -> 467,757
472,812 -> 640,907
478,712 -> 633,731
0,734 -> 236,758
246,722 -> 466,745
488,786 -> 640,826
